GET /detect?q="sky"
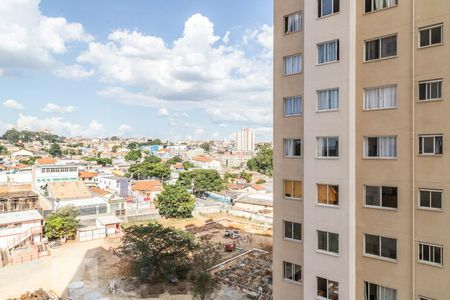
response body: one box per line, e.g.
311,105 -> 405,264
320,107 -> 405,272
0,0 -> 273,142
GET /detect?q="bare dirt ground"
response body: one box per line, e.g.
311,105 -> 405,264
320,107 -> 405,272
1,212 -> 271,300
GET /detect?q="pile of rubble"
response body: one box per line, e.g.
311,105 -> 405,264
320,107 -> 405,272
7,289 -> 58,300
213,250 -> 272,296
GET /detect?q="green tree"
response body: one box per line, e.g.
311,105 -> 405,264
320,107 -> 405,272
96,158 -> 112,166
128,162 -> 171,180
119,223 -> 196,282
19,156 -> 41,166
44,206 -> 80,240
48,143 -> 62,157
182,161 -> 194,170
256,179 -> 266,184
125,149 -> 142,162
111,145 -> 119,153
0,144 -> 8,155
192,272 -> 216,300
192,240 -> 223,272
178,169 -> 225,195
166,156 -> 182,165
240,171 -> 252,183
155,184 -> 196,219
199,142 -> 211,152
246,143 -> 273,176
144,155 -> 162,163
127,142 -> 140,150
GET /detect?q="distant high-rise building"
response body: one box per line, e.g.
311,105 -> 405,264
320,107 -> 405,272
235,128 -> 255,152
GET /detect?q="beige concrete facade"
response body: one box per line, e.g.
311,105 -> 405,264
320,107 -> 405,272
274,0 -> 450,299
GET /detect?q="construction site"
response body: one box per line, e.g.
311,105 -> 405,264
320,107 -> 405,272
1,213 -> 273,300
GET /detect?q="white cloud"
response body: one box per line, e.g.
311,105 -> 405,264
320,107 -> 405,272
54,64 -> 95,79
157,108 -> 169,116
119,124 -> 132,132
3,99 -> 24,110
194,128 -> 205,136
80,14 -> 273,127
222,31 -> 230,44
0,0 -> 92,73
11,114 -> 104,137
42,103 -> 76,113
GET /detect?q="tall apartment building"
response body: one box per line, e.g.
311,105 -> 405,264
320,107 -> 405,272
236,128 -> 256,151
273,1 -> 450,299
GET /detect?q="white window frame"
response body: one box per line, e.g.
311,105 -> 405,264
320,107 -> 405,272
317,40 -> 339,64
284,220 -> 302,241
317,88 -> 339,111
283,179 -> 303,200
364,185 -> 398,209
419,24 -> 443,48
418,134 -> 443,155
317,137 -> 339,158
283,96 -> 303,116
318,0 -> 340,18
364,34 -> 398,62
418,79 -> 443,101
364,0 -> 398,13
283,54 -> 302,75
283,138 -> 302,157
283,261 -> 302,284
364,136 -> 397,158
284,12 -> 302,34
364,234 -> 397,261
363,85 -> 397,110
317,230 -> 339,255
364,281 -> 398,300
418,242 -> 443,266
317,184 -> 339,206
418,189 -> 443,211
316,276 -> 339,300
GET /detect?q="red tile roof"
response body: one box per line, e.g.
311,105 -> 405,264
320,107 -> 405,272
132,180 -> 163,192
36,158 -> 57,165
79,171 -> 99,179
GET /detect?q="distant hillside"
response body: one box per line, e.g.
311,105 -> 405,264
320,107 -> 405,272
1,129 -> 64,144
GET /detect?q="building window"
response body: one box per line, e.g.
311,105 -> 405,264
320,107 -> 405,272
284,139 -> 302,157
419,135 -> 443,155
419,24 -> 443,48
419,297 -> 435,300
364,282 -> 397,300
284,12 -> 302,34
317,184 -> 339,206
284,96 -> 302,116
364,85 -> 397,110
365,35 -> 397,61
317,277 -> 339,300
419,189 -> 443,210
284,180 -> 303,199
318,0 -> 340,18
284,54 -> 302,75
317,137 -> 339,157
317,88 -> 339,111
283,261 -> 302,283
419,243 -> 443,266
365,234 -> 397,260
365,0 -> 397,13
284,221 -> 302,241
419,80 -> 443,101
365,186 -> 398,209
318,40 -> 339,64
318,230 -> 339,254
364,136 -> 397,158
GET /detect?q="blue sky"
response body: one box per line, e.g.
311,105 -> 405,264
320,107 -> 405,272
0,0 -> 273,141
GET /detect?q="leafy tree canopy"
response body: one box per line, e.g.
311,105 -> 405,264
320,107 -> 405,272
246,143 -> 273,177
199,142 -> 212,152
1,129 -> 63,144
44,206 -> 80,240
128,161 -> 171,180
144,155 -> 162,163
178,169 -> 225,195
182,161 -> 194,170
118,223 -> 196,282
166,156 -> 182,165
127,142 -> 140,150
125,149 -> 142,162
48,143 -> 62,157
155,184 -> 196,219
